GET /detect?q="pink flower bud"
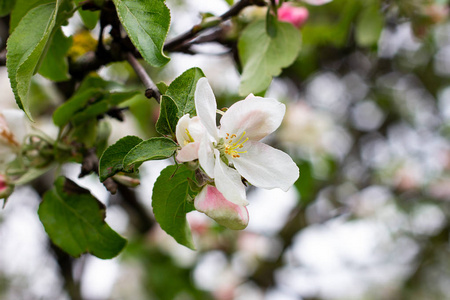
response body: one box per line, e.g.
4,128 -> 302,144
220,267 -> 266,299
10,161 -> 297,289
194,185 -> 249,230
278,3 -> 309,28
0,174 -> 13,201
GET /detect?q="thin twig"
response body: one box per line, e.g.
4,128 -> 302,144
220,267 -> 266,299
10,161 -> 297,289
126,52 -> 161,103
164,0 -> 265,51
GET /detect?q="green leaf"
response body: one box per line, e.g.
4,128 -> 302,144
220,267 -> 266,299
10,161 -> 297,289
9,0 -> 53,32
74,0 -> 100,29
238,20 -> 301,96
266,6 -> 277,38
0,0 -> 16,16
355,4 -> 384,47
152,165 -> 196,250
38,177 -> 127,259
123,137 -> 178,171
156,81 -> 168,95
71,91 -> 138,126
112,0 -> 170,67
72,91 -> 139,125
166,68 -> 205,118
38,28 -> 72,81
99,135 -> 143,182
6,0 -> 69,119
79,10 -> 100,29
78,74 -> 123,93
53,88 -> 104,127
156,95 -> 179,138
53,88 -> 138,127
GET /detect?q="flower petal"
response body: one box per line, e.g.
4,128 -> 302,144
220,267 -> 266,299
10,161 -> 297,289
194,185 -> 249,230
198,137 -> 215,178
175,114 -> 191,145
232,141 -> 299,191
219,96 -> 286,141
175,115 -> 205,145
2,109 -> 27,143
176,142 -> 200,162
214,149 -> 248,206
195,78 -> 219,140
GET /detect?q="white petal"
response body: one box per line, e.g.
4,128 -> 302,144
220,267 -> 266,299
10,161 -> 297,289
214,149 -> 248,206
175,115 -> 205,145
175,114 -> 191,145
219,96 -> 285,141
1,109 -> 27,144
194,185 -> 249,230
176,142 -> 200,162
188,116 -> 206,141
232,141 -> 299,191
198,138 -> 215,178
195,78 -> 219,140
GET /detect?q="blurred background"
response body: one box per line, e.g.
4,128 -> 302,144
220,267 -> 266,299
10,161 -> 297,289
1,0 -> 450,299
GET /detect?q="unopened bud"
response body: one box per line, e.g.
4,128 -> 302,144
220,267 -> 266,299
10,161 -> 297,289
113,174 -> 140,187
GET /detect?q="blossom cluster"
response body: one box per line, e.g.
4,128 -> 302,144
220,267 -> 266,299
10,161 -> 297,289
176,78 -> 299,229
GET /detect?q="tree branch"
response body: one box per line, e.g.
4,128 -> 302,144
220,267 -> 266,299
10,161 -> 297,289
125,52 -> 161,103
164,0 -> 266,52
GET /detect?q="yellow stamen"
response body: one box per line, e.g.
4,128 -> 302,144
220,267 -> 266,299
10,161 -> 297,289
224,131 -> 248,158
185,128 -> 195,143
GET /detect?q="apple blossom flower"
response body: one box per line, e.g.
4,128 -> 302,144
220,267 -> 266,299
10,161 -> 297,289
194,78 -> 299,207
175,114 -> 206,162
278,3 -> 309,28
176,111 -> 249,229
194,185 -> 249,230
0,109 -> 27,167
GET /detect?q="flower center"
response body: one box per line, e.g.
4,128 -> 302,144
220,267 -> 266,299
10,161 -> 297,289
224,131 -> 248,158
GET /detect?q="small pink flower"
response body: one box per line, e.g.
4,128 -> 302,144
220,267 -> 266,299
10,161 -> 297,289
194,185 -> 249,230
278,3 -> 309,28
0,174 -> 13,200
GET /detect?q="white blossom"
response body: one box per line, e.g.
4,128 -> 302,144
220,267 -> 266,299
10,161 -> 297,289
194,78 -> 299,207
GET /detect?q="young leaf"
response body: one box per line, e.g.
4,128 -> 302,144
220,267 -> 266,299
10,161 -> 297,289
166,68 -> 205,118
99,135 -> 143,182
123,137 -> 179,171
7,0 -> 68,119
152,164 -> 196,250
78,75 -> 123,93
71,91 -> 138,126
9,0 -> 53,32
112,0 -> 170,67
238,20 -> 301,96
38,28 -> 72,81
156,81 -> 168,95
38,177 -> 127,259
53,88 -> 104,127
156,95 -> 179,138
